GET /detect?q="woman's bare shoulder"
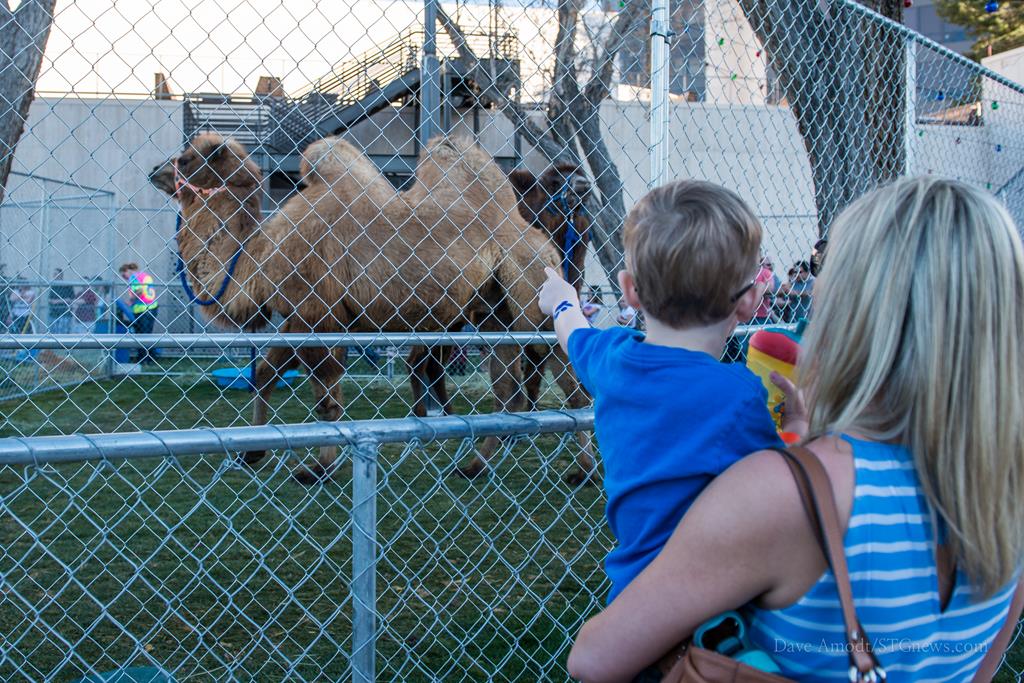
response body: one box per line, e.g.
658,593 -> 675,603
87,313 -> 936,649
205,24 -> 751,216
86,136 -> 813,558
699,436 -> 856,607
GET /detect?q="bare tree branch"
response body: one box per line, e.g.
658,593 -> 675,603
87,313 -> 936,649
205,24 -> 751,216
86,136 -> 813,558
583,0 -> 645,105
439,3 -> 645,293
437,4 -> 576,164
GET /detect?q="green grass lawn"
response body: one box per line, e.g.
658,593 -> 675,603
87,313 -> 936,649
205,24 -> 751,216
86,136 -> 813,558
1,358 -> 1022,681
0,360 -> 610,681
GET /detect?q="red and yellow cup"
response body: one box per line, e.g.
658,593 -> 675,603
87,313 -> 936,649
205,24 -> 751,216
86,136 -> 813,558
746,330 -> 799,432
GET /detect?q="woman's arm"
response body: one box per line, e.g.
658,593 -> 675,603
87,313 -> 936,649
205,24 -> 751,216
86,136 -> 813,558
567,449 -> 829,683
972,579 -> 1024,682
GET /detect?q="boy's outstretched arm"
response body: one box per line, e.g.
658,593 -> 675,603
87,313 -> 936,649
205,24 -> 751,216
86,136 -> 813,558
537,266 -> 589,354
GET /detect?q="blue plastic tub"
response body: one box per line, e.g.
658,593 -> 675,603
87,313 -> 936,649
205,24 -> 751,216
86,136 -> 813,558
211,367 -> 301,391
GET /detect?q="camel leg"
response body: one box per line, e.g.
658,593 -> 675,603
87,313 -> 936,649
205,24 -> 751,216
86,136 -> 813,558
407,346 -> 431,417
243,346 -> 299,466
409,345 -> 453,417
523,344 -> 548,411
292,347 -> 346,485
425,346 -> 453,415
455,344 -> 524,479
546,346 -> 598,487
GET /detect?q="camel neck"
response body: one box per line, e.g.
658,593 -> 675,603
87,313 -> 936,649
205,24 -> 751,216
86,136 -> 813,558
177,186 -> 268,325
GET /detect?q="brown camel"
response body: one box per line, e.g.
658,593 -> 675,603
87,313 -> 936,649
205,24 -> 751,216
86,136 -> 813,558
407,164 -> 592,417
149,133 -> 595,484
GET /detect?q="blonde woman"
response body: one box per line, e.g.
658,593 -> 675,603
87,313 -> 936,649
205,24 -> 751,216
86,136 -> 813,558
568,177 -> 1024,682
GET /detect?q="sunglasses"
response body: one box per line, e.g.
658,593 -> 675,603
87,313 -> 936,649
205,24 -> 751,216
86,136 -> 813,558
730,258 -> 767,303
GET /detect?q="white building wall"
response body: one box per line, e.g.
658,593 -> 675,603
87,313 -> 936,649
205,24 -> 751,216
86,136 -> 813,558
4,97 -> 183,284
703,0 -> 767,106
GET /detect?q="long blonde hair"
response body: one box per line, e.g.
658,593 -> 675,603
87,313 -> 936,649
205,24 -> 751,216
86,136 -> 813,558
802,176 -> 1024,598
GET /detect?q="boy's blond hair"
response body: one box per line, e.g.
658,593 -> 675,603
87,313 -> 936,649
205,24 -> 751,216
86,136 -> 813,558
623,180 -> 762,327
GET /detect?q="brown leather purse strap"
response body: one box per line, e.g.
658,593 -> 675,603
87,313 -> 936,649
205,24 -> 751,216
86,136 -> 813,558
774,446 -> 886,681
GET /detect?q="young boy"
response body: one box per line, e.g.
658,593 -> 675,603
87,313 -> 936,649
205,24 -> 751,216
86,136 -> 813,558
538,180 -> 800,603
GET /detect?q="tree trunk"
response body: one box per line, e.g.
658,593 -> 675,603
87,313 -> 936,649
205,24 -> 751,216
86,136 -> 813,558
441,2 -> 644,295
0,0 -> 57,204
737,0 -> 906,236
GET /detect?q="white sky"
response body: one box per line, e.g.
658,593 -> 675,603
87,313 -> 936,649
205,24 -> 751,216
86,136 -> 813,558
35,0 -> 557,96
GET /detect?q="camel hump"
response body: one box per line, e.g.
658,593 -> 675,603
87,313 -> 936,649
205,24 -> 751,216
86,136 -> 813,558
299,136 -> 397,208
406,135 -> 520,222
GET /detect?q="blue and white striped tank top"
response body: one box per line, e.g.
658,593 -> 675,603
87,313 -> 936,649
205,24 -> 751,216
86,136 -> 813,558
746,435 -> 1017,682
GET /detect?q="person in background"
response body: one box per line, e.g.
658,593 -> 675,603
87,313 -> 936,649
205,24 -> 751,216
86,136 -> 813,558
119,262 -> 159,364
774,265 -> 797,322
762,255 -> 781,293
581,286 -> 603,325
779,260 -> 814,322
9,282 -> 36,334
73,280 -> 100,333
810,237 -> 828,277
49,268 -> 74,334
615,300 -> 639,329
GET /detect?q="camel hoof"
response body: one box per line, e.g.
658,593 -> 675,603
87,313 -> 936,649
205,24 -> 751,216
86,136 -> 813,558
292,463 -> 328,486
240,450 -> 266,467
452,462 -> 488,480
565,469 -> 597,488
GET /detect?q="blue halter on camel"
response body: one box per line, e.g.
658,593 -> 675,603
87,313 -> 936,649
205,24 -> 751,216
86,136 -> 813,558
544,175 -> 586,281
171,158 -> 246,307
172,158 -> 258,379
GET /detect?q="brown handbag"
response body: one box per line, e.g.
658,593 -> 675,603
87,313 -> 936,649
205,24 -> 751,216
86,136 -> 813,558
652,446 -> 887,683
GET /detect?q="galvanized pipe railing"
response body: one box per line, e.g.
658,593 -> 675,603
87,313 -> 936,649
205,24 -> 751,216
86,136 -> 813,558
0,323 -> 793,350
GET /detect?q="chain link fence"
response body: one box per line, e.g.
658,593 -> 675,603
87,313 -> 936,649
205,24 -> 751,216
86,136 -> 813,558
0,410 -> 599,681
1,0 -> 1024,679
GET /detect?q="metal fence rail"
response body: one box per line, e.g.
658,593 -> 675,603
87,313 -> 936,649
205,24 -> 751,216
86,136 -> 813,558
0,410 -> 598,682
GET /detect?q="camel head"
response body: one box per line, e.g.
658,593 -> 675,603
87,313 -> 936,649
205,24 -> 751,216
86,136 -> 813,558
509,164 -> 592,283
149,133 -> 262,201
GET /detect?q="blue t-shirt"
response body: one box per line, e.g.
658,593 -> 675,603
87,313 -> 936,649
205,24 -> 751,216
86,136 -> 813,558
569,326 -> 783,603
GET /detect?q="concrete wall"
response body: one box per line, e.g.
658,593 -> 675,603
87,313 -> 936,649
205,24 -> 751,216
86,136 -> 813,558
4,97 -> 183,284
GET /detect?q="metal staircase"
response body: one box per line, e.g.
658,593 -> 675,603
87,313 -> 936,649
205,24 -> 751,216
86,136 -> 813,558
182,27 -> 520,179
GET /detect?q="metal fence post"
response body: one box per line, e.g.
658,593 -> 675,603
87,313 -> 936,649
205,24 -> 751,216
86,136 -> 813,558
904,36 -> 917,175
352,436 -> 379,683
649,0 -> 670,190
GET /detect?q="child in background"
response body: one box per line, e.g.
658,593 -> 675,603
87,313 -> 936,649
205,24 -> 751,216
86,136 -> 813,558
538,180 -> 805,603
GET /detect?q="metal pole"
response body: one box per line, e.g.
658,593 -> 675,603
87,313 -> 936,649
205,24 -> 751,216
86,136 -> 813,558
351,437 -> 379,683
0,409 -> 595,465
420,0 -> 442,147
904,37 -> 917,175
649,0 -> 671,189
